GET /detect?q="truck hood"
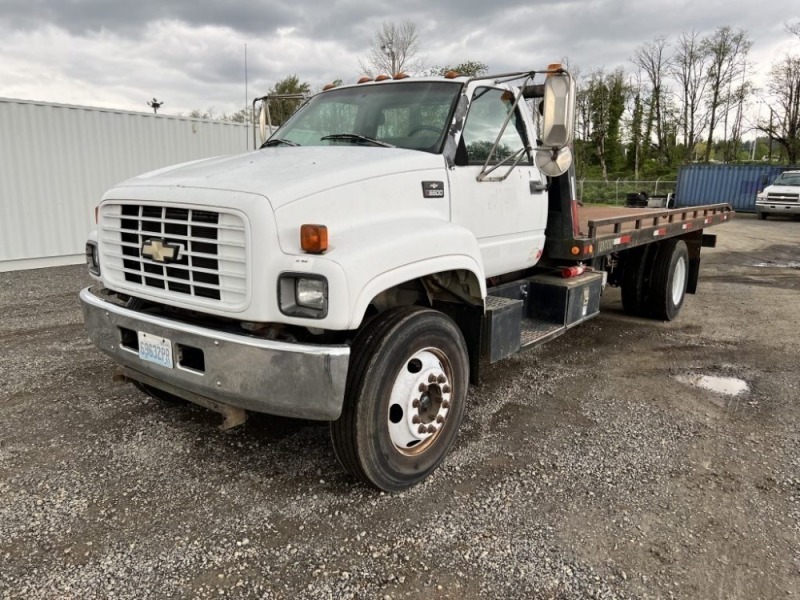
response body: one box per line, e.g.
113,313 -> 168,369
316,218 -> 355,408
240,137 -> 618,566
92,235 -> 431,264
115,147 -> 446,208
764,184 -> 800,195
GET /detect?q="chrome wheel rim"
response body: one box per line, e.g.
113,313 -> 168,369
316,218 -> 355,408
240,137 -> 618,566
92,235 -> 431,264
672,256 -> 687,306
387,348 -> 453,455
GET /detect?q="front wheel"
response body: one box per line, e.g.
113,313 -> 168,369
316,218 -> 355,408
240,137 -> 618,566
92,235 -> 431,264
330,307 -> 469,491
758,211 -> 767,220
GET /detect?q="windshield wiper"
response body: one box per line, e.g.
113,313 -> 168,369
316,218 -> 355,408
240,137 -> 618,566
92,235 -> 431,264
320,133 -> 395,148
260,138 -> 300,148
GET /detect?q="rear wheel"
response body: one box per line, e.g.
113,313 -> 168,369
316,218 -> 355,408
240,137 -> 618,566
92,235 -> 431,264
330,307 -> 469,491
648,239 -> 689,321
621,245 -> 655,317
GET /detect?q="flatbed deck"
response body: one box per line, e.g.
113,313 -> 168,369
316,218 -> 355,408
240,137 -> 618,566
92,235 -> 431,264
566,202 -> 734,259
578,204 -> 732,236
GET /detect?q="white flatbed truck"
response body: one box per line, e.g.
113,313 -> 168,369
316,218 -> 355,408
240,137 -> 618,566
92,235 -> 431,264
81,66 -> 732,490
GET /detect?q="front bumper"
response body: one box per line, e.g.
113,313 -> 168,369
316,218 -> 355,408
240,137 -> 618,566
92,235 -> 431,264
756,201 -> 800,216
80,287 -> 350,420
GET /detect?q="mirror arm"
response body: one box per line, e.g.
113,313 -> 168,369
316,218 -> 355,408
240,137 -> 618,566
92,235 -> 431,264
477,147 -> 526,182
476,76 -> 533,182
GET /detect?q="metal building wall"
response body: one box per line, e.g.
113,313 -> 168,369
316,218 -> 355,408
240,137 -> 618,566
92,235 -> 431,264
0,98 -> 250,272
675,164 -> 798,212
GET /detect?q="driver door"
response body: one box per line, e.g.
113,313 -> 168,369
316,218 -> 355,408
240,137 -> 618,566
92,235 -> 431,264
448,87 -> 547,277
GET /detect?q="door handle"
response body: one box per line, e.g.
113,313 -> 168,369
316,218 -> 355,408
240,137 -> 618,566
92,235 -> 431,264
530,181 -> 547,194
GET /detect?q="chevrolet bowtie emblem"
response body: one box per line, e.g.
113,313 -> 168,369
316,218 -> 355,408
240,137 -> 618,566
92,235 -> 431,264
141,239 -> 180,263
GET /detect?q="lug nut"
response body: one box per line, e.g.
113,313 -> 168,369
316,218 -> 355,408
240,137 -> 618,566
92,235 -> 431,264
427,425 -> 437,433
418,425 -> 427,434
437,374 -> 446,384
442,385 -> 450,394
412,398 -> 420,408
418,383 -> 427,392
442,400 -> 450,409
412,415 -> 420,424
436,415 -> 445,424
428,374 -> 437,383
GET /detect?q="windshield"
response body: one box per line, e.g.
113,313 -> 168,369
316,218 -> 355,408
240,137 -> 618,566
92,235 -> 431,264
773,173 -> 800,186
269,81 -> 462,153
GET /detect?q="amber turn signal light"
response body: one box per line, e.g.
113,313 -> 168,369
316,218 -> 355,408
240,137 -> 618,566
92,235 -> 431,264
301,224 -> 328,253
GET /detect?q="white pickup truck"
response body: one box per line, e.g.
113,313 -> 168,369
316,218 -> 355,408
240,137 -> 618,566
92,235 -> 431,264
756,170 -> 800,219
81,66 -> 732,491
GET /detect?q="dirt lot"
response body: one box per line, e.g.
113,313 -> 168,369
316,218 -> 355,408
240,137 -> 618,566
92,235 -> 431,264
1,214 -> 798,599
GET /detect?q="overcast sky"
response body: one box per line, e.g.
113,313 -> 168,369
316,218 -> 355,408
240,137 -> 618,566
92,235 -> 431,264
1,0 -> 798,118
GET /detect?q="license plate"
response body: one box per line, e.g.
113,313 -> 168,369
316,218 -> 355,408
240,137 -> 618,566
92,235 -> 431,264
137,332 -> 174,369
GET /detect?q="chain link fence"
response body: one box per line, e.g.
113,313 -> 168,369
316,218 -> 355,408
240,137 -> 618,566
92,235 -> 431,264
577,179 -> 677,205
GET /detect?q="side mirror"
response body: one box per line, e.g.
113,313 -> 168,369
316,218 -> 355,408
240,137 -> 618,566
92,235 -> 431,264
541,72 -> 575,148
760,174 -> 768,186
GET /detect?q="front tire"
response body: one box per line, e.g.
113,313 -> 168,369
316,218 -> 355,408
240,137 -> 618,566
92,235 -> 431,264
330,307 -> 469,491
758,211 -> 767,220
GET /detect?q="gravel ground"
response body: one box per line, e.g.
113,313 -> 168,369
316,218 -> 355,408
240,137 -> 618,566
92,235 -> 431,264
1,214 -> 798,599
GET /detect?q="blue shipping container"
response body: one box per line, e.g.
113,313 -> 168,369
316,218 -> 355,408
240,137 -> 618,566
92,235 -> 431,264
675,164 -> 798,212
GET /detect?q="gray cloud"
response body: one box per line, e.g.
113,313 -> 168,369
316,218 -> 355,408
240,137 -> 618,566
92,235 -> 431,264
0,0 -> 797,117
2,0 -> 299,35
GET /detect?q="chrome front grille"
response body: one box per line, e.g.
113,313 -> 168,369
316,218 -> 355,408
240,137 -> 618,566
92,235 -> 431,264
767,193 -> 799,202
100,203 -> 248,308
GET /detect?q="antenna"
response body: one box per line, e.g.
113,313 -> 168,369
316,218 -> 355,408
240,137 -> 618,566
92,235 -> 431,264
244,43 -> 249,150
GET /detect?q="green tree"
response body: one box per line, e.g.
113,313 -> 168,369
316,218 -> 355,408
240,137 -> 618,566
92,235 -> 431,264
702,27 -> 752,162
269,75 -> 311,126
758,54 -> 800,164
221,108 -> 253,123
626,77 -> 645,177
632,36 -> 672,163
672,30 -> 710,163
426,61 -> 489,77
587,68 -> 628,180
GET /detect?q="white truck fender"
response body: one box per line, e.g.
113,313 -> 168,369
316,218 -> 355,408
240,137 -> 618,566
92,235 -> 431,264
320,219 -> 486,329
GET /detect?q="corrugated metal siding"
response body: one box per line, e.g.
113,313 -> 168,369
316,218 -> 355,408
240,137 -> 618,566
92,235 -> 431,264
0,97 -> 250,271
675,164 -> 799,212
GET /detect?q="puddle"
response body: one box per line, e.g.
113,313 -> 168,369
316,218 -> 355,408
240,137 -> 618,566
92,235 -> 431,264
676,374 -> 749,396
751,261 -> 800,269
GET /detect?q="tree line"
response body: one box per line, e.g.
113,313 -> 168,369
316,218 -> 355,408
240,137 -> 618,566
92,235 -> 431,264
575,23 -> 800,181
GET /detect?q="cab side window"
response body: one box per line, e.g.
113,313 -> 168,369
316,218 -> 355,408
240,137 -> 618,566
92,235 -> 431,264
460,88 -> 527,165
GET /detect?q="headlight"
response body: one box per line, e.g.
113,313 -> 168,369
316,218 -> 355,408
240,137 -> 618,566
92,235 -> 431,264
756,192 -> 767,200
278,274 -> 328,318
85,241 -> 101,276
296,278 -> 326,309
